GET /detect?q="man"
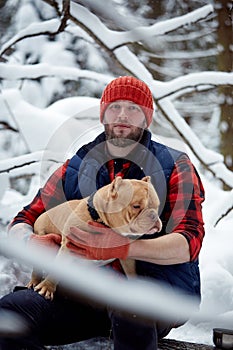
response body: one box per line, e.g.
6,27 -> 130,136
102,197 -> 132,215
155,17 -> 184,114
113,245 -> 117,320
0,76 -> 205,350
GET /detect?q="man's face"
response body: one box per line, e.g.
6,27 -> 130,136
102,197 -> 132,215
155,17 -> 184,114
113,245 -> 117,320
103,100 -> 147,147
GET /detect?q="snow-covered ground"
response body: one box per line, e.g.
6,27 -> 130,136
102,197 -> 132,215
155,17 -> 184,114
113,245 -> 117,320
0,2 -> 232,348
0,95 -> 233,349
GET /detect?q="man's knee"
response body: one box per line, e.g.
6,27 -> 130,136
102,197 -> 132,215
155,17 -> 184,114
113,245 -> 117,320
0,288 -> 52,328
0,289 -> 52,350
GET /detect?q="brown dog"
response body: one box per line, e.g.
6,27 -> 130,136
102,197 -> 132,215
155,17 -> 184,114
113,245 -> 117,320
27,176 -> 162,299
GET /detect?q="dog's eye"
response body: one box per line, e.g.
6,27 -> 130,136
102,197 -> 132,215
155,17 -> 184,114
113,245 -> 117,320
132,204 -> 141,209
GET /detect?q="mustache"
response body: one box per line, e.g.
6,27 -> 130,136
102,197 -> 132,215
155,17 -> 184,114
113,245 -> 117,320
105,127 -> 144,148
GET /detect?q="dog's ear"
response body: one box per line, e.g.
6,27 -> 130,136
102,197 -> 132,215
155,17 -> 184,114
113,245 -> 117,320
141,176 -> 151,183
109,176 -> 123,199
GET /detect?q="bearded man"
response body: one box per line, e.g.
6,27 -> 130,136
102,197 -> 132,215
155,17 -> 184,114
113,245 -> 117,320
0,76 -> 205,350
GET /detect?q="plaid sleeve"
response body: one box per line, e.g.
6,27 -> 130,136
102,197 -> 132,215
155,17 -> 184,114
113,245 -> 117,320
10,160 -> 69,228
163,155 -> 205,261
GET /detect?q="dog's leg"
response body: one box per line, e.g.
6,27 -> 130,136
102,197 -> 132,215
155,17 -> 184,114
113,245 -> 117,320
26,270 -> 43,289
33,237 -> 71,300
120,259 -> 136,277
33,276 -> 58,300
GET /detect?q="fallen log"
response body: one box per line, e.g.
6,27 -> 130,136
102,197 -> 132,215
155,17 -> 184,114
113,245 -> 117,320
46,337 -> 215,349
158,338 -> 214,349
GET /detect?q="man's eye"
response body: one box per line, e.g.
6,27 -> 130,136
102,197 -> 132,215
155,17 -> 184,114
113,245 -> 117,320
110,104 -> 120,109
128,105 -> 140,112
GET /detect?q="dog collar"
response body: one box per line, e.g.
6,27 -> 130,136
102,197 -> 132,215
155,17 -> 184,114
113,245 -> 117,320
87,192 -> 101,222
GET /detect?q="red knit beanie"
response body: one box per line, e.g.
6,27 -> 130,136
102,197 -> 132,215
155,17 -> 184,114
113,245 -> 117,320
100,76 -> 154,127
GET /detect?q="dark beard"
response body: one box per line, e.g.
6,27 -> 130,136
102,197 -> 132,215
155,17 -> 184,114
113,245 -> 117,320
104,125 -> 144,148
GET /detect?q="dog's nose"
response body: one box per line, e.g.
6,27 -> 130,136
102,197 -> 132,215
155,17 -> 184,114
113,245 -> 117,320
148,210 -> 157,221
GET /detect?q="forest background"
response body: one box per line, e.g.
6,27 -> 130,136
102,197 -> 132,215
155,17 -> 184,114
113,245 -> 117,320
0,0 -> 232,347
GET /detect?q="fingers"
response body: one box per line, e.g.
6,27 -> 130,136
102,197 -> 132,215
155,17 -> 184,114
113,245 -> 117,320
45,233 -> 62,245
66,241 -> 86,255
50,233 -> 62,245
68,228 -> 88,244
87,221 -> 113,234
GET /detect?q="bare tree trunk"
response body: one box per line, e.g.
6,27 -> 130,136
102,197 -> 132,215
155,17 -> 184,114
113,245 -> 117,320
216,0 -> 233,184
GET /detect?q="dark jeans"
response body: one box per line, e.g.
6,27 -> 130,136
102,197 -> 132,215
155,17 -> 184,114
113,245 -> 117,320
0,287 -> 173,350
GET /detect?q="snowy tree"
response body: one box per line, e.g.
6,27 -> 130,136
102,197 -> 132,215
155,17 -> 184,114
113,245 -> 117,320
0,1 -> 233,347
0,0 -> 232,221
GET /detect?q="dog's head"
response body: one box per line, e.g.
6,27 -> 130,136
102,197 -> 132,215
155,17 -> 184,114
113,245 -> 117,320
94,176 -> 162,237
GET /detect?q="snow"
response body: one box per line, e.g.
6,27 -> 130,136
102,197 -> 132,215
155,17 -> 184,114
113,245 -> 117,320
0,95 -> 233,347
0,63 -> 111,82
154,72 -> 233,99
70,3 -> 214,49
0,1 -> 232,348
1,89 -> 102,153
115,46 -> 155,82
0,19 -> 61,56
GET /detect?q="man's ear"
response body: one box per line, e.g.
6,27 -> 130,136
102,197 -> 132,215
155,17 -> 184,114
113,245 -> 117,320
141,176 -> 151,183
108,176 -> 123,199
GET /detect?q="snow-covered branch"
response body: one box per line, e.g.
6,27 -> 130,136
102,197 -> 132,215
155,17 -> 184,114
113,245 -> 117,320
215,205 -> 233,227
0,19 -> 61,57
69,3 -> 214,49
154,72 -> 233,99
157,98 -> 233,190
1,63 -> 232,95
0,0 -> 71,58
2,1 -> 212,78
0,63 -> 111,83
0,151 -> 62,177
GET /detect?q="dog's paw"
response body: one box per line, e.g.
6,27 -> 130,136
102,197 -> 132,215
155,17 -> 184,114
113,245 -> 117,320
34,280 -> 56,301
26,279 -> 41,289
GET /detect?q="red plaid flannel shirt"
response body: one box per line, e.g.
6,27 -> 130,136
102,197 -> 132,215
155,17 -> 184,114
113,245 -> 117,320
11,157 -> 204,261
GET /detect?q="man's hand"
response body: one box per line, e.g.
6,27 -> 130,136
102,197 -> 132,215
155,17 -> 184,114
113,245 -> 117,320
8,223 -> 33,241
66,221 -> 131,260
29,233 -> 62,252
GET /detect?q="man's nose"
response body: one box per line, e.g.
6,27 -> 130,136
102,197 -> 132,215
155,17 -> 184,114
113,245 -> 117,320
118,106 -> 128,118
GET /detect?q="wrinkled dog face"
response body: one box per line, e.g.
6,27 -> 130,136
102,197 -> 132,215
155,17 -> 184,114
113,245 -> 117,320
127,180 -> 162,236
94,176 -> 162,236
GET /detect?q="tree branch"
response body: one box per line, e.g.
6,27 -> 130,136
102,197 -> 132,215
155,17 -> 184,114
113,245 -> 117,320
155,98 -> 233,190
214,206 -> 233,226
0,121 -> 18,132
0,1 -> 70,58
57,0 -> 70,32
0,160 -> 37,174
0,151 -> 62,175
